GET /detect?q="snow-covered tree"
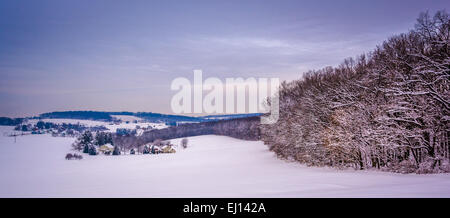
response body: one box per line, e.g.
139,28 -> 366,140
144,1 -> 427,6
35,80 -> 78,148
261,11 -> 449,173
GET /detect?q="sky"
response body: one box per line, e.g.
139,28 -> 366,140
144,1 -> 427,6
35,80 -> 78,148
0,0 -> 448,117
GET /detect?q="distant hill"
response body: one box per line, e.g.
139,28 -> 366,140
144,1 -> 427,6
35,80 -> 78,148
0,111 -> 262,126
0,117 -> 23,126
133,112 -> 202,123
40,111 -> 113,121
199,113 -> 262,121
36,111 -> 261,123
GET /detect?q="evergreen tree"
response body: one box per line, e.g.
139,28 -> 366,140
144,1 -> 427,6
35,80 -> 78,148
88,146 -> 97,155
112,146 -> 121,155
83,144 -> 89,153
80,131 -> 94,146
36,121 -> 45,129
143,146 -> 150,154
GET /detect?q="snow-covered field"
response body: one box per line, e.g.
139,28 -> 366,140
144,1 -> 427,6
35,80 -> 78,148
25,118 -> 167,132
110,115 -> 143,122
0,125 -> 449,197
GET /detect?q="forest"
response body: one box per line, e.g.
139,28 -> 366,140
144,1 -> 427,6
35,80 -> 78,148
0,117 -> 23,126
260,11 -> 449,173
40,111 -> 114,121
111,116 -> 261,153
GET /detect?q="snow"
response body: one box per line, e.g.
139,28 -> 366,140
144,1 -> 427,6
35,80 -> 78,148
0,125 -> 449,197
25,118 -> 168,132
103,143 -> 114,149
111,115 -> 143,122
106,122 -> 167,132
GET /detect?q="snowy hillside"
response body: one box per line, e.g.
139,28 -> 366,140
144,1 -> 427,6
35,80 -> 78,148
25,118 -> 167,132
0,125 -> 449,197
110,115 -> 143,122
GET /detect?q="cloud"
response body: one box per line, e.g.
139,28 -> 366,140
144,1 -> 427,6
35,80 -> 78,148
186,35 -> 381,57
205,37 -> 291,48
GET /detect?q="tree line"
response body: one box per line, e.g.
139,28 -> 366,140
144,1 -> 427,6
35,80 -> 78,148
260,11 -> 449,173
111,116 -> 261,152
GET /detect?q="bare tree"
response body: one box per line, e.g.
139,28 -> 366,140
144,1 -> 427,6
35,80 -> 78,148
181,138 -> 188,149
261,11 -> 450,173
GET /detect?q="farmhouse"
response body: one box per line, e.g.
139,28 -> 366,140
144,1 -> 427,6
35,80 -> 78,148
98,144 -> 114,154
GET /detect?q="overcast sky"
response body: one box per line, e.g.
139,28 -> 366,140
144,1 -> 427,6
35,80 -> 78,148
0,0 -> 448,117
